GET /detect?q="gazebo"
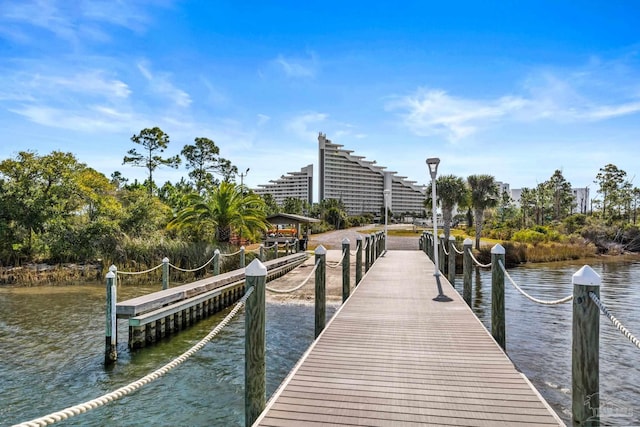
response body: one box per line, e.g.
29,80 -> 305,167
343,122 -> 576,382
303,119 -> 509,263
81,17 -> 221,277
265,213 -> 320,250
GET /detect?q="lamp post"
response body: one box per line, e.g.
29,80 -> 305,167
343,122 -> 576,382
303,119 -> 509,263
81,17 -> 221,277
383,189 -> 391,254
426,157 -> 440,277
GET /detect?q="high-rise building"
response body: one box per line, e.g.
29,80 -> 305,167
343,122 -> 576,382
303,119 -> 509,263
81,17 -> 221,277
254,164 -> 313,205
318,133 -> 426,215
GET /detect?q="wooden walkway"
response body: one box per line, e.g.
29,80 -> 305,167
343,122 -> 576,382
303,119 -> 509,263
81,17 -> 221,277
255,250 -> 564,426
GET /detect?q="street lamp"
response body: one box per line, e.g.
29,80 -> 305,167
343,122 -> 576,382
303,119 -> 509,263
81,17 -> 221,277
426,157 -> 440,277
383,189 -> 391,254
239,167 -> 250,190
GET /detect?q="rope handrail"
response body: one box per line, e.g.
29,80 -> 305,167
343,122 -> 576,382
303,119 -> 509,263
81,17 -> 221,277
13,288 -> 253,427
116,263 -> 163,276
169,252 -> 219,273
589,291 -> 640,350
349,241 -> 361,257
442,245 -> 449,256
498,260 -> 573,306
266,259 -> 320,294
220,248 -> 243,257
326,250 -> 347,268
468,250 -> 492,268
452,244 -> 464,255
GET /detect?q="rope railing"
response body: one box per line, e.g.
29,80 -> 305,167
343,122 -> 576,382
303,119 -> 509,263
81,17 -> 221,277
220,248 -> 243,257
468,250 -> 492,268
13,288 -> 253,427
266,259 -> 320,294
452,244 -> 464,255
169,252 -> 219,273
498,260 -> 573,306
349,241 -> 361,257
326,250 -> 347,268
116,263 -> 163,276
589,291 -> 640,350
442,245 -> 449,256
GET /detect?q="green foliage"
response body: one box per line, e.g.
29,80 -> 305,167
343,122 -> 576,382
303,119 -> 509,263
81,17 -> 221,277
123,127 -> 181,195
181,137 -> 237,192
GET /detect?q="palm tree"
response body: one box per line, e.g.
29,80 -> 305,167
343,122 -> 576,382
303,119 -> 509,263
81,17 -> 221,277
467,174 -> 499,250
435,175 -> 469,241
168,181 -> 268,242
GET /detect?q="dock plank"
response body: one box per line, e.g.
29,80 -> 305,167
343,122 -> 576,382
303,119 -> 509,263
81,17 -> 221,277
255,250 -> 563,426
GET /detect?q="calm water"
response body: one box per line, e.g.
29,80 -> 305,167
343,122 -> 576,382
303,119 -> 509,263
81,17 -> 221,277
466,255 -> 640,426
1,256 -> 639,426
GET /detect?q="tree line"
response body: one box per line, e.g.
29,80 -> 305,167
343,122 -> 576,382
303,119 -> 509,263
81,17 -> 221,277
1,125 -> 639,267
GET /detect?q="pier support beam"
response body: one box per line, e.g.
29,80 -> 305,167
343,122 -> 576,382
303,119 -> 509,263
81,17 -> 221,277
162,257 -> 169,290
462,238 -> 473,306
245,259 -> 267,427
448,235 -> 456,287
355,236 -> 363,286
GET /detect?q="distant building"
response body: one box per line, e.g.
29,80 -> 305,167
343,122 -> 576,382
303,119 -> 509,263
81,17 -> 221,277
254,164 -> 313,205
510,186 -> 590,214
318,133 -> 426,215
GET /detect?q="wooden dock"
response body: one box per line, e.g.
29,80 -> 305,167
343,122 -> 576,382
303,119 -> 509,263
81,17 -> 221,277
255,250 -> 564,426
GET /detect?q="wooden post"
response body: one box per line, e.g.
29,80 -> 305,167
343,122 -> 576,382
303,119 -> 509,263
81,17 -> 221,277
245,259 -> 266,427
259,244 -> 265,262
448,235 -> 456,287
491,244 -> 506,350
438,234 -> 445,275
463,238 -> 473,306
370,233 -> 376,263
572,265 -> 601,425
162,257 -> 169,290
355,235 -> 363,286
364,235 -> 371,272
240,246 -> 245,268
285,240 -> 289,256
342,238 -> 350,302
213,249 -> 220,275
273,243 -> 278,259
105,268 -> 117,365
315,245 -> 326,338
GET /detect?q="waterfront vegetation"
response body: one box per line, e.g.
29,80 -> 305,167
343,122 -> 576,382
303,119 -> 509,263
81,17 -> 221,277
1,127 -> 639,284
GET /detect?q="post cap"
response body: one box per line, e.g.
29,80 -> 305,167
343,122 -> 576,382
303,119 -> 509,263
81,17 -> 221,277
214,249 -> 220,254
342,237 -> 350,244
106,271 -> 116,279
491,244 -> 505,255
463,238 -> 473,246
572,265 -> 601,286
162,257 -> 170,263
449,235 -> 456,241
315,245 -> 327,255
356,235 -> 362,241
109,264 -> 117,272
240,246 -> 245,250
246,258 -> 267,276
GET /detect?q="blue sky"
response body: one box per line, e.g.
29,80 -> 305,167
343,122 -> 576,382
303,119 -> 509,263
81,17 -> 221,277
1,1 -> 640,197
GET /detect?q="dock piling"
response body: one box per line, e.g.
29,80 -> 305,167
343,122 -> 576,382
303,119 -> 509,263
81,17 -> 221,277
315,245 -> 327,338
491,244 -> 506,350
105,267 -> 117,365
162,257 -> 169,290
342,238 -> 350,302
213,249 -> 220,275
572,265 -> 601,425
448,235 -> 456,287
245,259 -> 267,427
355,236 -> 362,286
462,238 -> 473,306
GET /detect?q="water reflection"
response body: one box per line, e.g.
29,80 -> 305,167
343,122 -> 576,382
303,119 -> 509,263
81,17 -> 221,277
461,255 -> 640,426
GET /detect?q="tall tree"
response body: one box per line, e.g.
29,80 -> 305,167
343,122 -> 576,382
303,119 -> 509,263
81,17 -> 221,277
123,127 -> 181,195
548,169 -> 574,221
519,187 -> 536,228
181,137 -> 237,192
594,164 -> 627,220
168,181 -> 267,242
428,175 -> 468,241
467,174 -> 499,249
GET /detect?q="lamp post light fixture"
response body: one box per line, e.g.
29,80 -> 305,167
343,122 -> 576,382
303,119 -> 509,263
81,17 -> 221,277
383,189 -> 391,254
426,157 -> 440,277
239,167 -> 250,190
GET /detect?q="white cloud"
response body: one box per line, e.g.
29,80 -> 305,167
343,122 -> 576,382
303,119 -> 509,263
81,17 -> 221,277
389,63 -> 640,142
137,61 -> 191,108
285,112 -> 328,142
272,52 -> 318,78
10,104 -> 137,132
257,114 -> 270,126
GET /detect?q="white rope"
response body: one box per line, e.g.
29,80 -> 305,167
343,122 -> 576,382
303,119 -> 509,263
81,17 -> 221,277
452,244 -> 464,255
498,260 -> 573,306
116,263 -> 163,276
266,259 -> 320,294
169,252 -> 219,273
589,291 -> 640,350
349,241 -> 361,257
220,249 -> 243,257
468,250 -> 492,268
442,245 -> 449,256
13,288 -> 253,427
326,250 -> 347,268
